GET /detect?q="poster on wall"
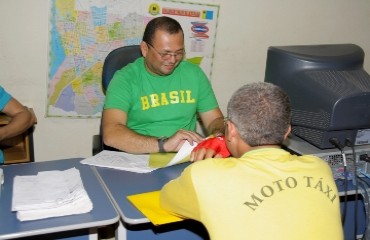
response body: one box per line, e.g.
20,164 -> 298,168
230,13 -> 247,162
46,0 -> 220,118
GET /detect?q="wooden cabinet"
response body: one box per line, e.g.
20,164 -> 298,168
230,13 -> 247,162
0,109 -> 36,164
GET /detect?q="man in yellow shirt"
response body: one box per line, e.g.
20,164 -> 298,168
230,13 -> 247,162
160,82 -> 343,240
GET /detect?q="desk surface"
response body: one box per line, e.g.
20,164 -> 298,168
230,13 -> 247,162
0,158 -> 119,239
94,162 -> 190,225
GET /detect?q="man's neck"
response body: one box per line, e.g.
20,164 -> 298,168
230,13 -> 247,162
234,144 -> 281,158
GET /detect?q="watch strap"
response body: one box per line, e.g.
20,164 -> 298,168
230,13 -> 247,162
157,137 -> 168,153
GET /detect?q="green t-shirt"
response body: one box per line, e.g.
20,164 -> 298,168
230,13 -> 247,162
104,57 -> 219,137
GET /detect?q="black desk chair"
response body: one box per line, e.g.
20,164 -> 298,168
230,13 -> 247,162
92,45 -> 142,155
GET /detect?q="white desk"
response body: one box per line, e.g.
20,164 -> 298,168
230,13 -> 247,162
0,158 -> 119,240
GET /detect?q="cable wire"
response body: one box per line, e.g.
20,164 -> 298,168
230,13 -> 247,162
357,176 -> 370,239
330,138 -> 348,225
346,138 -> 359,240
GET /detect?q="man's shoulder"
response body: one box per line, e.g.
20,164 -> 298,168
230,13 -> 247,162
299,154 -> 328,164
297,154 -> 334,173
0,86 -> 12,108
175,60 -> 208,82
110,57 -> 145,83
189,158 -> 235,174
117,57 -> 144,73
178,60 -> 203,71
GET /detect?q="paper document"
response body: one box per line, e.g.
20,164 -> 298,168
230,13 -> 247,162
81,140 -> 197,173
166,140 -> 196,166
127,191 -> 184,225
81,151 -> 154,173
12,168 -> 93,221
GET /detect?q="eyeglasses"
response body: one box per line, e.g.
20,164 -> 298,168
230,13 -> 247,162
224,117 -> 235,126
146,42 -> 185,60
224,117 -> 230,127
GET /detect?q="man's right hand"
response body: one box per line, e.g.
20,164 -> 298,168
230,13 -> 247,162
163,129 -> 204,153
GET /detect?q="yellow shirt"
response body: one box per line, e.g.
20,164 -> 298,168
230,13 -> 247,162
160,148 -> 343,240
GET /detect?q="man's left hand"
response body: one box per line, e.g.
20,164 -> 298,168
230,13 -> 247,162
190,136 -> 230,161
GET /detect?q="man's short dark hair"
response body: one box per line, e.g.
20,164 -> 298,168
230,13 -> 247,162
142,16 -> 184,45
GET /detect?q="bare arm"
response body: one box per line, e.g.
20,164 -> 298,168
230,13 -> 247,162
102,109 -> 204,153
0,98 -> 35,141
198,108 -> 225,136
191,108 -> 226,161
102,109 -> 158,153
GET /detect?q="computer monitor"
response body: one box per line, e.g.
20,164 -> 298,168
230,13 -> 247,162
264,44 -> 370,149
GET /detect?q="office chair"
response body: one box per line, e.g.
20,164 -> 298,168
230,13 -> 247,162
92,45 -> 142,155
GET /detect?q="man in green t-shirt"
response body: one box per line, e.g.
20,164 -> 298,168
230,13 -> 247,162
103,16 -> 229,160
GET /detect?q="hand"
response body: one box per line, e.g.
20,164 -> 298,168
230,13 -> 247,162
190,136 -> 230,162
164,129 -> 204,152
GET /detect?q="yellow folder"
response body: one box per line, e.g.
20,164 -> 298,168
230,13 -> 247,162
127,190 -> 184,225
148,153 -> 190,168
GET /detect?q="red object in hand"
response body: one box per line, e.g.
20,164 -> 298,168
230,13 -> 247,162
192,136 -> 230,158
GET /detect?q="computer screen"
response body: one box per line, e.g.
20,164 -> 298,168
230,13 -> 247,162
264,44 -> 370,149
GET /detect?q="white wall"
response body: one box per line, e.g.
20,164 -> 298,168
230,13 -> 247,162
1,0 -> 369,161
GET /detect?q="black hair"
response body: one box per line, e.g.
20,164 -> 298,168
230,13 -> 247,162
142,16 -> 184,45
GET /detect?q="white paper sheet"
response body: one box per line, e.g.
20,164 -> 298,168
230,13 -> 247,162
166,140 -> 197,166
81,151 -> 153,173
81,140 -> 198,173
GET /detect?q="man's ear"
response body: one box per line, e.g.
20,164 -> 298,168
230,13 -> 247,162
226,120 -> 238,141
140,41 -> 148,57
283,125 -> 292,140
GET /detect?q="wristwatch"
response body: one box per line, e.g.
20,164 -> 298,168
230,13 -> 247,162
157,137 -> 168,153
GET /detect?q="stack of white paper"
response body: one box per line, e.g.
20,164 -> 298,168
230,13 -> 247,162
12,167 -> 93,221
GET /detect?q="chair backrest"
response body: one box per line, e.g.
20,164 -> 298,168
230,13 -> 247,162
95,45 -> 142,154
102,45 -> 142,92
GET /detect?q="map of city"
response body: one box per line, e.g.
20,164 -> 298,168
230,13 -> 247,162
47,0 -> 219,117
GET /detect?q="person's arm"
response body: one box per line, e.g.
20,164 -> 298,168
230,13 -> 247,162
190,108 -> 229,161
102,109 -> 204,153
199,108 -> 225,137
160,165 -> 201,220
102,109 -> 158,153
0,98 -> 35,141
